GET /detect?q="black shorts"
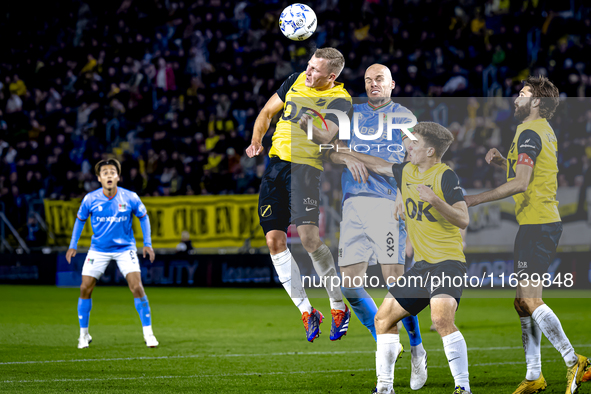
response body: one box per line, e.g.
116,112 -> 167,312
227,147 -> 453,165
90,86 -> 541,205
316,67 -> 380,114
258,157 -> 321,234
389,260 -> 467,316
514,222 -> 562,275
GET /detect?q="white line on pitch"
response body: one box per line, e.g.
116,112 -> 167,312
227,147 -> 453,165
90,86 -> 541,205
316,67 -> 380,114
0,358 -> 569,384
1,344 -> 589,366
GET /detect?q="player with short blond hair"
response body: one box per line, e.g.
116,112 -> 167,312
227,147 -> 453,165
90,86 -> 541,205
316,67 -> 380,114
246,47 -> 352,342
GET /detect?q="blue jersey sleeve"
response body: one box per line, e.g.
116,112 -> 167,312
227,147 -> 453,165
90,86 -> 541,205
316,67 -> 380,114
131,193 -> 148,218
77,195 -> 91,221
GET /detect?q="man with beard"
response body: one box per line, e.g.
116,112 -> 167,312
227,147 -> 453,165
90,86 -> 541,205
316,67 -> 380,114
465,76 -> 590,394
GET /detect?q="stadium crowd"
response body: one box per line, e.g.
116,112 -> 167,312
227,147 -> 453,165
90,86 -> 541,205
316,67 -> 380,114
0,0 -> 590,239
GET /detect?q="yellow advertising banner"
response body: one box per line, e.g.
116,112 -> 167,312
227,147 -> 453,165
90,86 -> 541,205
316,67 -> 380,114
44,195 -> 267,249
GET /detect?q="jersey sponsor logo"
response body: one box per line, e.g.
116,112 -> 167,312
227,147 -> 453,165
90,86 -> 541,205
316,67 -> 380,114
303,197 -> 317,206
260,205 -> 272,218
95,215 -> 128,223
290,87 -> 298,93
405,198 -> 437,222
386,231 -> 396,257
305,207 -> 316,211
98,206 -> 103,212
517,261 -> 528,269
315,98 -> 327,107
118,203 -> 127,212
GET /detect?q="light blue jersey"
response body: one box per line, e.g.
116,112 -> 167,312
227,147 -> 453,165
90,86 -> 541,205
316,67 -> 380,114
341,100 -> 412,203
75,187 -> 150,253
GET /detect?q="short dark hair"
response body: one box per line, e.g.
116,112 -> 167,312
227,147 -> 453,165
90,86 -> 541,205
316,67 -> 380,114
413,122 -> 454,159
313,47 -> 345,77
95,159 -> 121,176
522,76 -> 560,119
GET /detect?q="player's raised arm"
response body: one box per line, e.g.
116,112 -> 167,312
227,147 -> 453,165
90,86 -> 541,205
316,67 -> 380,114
246,93 -> 285,158
485,147 -> 507,171
465,130 -> 540,207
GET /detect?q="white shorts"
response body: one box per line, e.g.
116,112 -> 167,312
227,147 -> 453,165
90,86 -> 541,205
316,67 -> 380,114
81,250 -> 141,279
338,196 -> 406,267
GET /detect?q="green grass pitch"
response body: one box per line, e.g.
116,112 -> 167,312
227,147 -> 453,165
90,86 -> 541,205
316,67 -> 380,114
1,285 -> 590,393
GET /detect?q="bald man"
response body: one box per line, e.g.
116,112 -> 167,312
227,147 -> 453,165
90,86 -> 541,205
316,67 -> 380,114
325,64 -> 427,390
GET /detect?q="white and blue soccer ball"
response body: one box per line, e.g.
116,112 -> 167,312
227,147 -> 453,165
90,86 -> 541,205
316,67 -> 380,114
279,3 -> 317,41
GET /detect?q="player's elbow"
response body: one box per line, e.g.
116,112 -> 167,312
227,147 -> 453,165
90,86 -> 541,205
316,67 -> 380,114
458,216 -> 469,230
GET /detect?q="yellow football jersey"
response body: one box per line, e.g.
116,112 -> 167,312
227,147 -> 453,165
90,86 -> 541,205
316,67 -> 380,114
270,72 -> 351,171
393,162 -> 466,264
506,118 -> 560,225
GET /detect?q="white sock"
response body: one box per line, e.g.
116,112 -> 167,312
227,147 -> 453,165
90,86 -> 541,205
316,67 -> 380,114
411,342 -> 426,360
442,331 -> 470,392
531,304 -> 578,367
143,325 -> 154,337
271,249 -> 312,314
376,334 -> 400,393
309,244 -> 345,311
80,327 -> 89,337
520,316 -> 542,380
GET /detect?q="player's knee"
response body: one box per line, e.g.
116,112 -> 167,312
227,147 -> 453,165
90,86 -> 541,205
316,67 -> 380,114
299,233 -> 320,252
129,282 -> 144,295
515,298 -> 541,316
80,283 -> 93,298
374,310 -> 392,333
266,235 -> 286,255
431,314 -> 452,335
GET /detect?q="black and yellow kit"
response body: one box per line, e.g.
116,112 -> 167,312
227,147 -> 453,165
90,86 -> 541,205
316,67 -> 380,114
258,72 -> 351,234
388,162 -> 467,315
508,118 -> 562,274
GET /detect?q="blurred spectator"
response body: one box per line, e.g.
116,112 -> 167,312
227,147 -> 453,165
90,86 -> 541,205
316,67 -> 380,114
0,0 -> 588,246
176,230 -> 194,254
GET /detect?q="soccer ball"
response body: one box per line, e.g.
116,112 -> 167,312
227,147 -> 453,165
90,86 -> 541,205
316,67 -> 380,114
279,3 -> 317,41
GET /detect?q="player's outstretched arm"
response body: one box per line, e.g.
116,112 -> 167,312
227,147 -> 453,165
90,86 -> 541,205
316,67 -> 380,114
464,164 -> 532,207
246,93 -> 284,158
326,142 -> 369,183
340,150 -> 394,178
418,185 -> 469,230
485,148 -> 507,171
